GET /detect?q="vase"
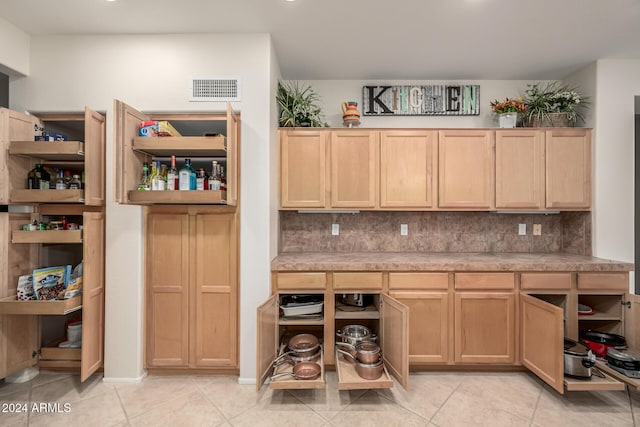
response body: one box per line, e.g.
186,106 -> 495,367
498,112 -> 518,128
526,112 -> 571,128
342,101 -> 361,128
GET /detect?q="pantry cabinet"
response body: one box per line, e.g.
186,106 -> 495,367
114,100 -> 239,206
0,107 -> 106,383
145,206 -> 238,370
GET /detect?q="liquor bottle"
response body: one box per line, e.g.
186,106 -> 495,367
220,165 -> 227,192
38,165 -> 50,189
208,161 -> 221,191
159,164 -> 168,191
27,164 -> 41,189
167,155 -> 178,191
138,162 -> 150,191
68,174 -> 82,190
189,162 -> 197,190
55,168 -> 66,190
179,158 -> 194,191
196,168 -> 207,191
151,161 -> 166,191
63,170 -> 72,188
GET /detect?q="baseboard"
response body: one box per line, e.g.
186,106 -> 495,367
238,377 -> 256,385
102,370 -> 147,384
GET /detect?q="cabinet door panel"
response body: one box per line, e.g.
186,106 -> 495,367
380,294 -> 409,390
495,130 -> 544,209
546,129 -> 591,209
256,295 -> 278,390
146,213 -> 189,367
193,213 -> 237,367
380,130 -> 437,208
0,109 -> 38,204
84,108 -> 106,206
455,292 -> 515,363
331,131 -> 378,208
114,100 -> 150,204
280,130 -> 328,208
226,103 -> 239,206
439,130 -> 494,209
81,212 -> 105,381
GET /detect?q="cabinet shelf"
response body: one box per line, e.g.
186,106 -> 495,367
10,189 -> 84,204
0,295 -> 82,315
132,136 -> 226,157
40,338 -> 81,362
596,362 -> 640,392
334,304 -> 380,320
578,314 -> 622,321
563,369 -> 625,391
9,141 -> 85,161
278,316 -> 324,326
269,347 -> 325,390
128,190 -> 226,204
12,229 -> 82,244
335,350 -> 393,390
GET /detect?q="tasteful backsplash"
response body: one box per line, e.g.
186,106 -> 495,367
279,211 -> 591,255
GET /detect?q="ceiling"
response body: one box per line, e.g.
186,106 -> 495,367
1,0 -> 640,80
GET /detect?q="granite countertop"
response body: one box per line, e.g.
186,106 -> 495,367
271,252 -> 635,272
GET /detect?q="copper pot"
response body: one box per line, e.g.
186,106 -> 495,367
337,349 -> 385,380
336,341 -> 380,364
270,361 -> 321,381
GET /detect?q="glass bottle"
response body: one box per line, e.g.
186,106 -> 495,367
159,164 -> 168,191
189,162 -> 197,190
208,161 -> 220,191
196,168 -> 207,191
138,162 -> 150,191
220,165 -> 227,192
63,170 -> 72,188
151,161 -> 166,191
55,168 -> 66,190
179,158 -> 193,191
38,165 -> 51,190
167,155 -> 178,191
68,174 -> 82,190
149,162 -> 158,190
27,164 -> 41,189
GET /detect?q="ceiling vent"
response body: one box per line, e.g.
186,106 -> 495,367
189,77 -> 241,102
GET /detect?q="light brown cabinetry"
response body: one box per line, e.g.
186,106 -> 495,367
545,129 -> 591,209
0,108 -> 106,382
438,130 -> 494,209
145,206 -> 238,370
330,130 -> 378,208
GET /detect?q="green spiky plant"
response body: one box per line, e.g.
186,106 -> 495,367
521,81 -> 590,127
276,81 -> 328,127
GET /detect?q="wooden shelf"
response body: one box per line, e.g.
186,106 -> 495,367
335,304 -> 380,320
12,229 -> 82,244
9,141 -> 85,161
128,190 -> 226,205
578,314 -> 622,321
564,365 -> 625,391
0,295 -> 82,315
269,347 -> 325,390
335,351 -> 393,390
40,338 -> 81,361
132,136 -> 226,157
279,316 -> 324,326
596,361 -> 640,391
10,189 -> 85,204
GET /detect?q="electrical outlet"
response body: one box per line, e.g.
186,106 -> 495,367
400,224 -> 408,236
331,223 -> 339,236
533,224 -> 542,236
518,224 -> 527,236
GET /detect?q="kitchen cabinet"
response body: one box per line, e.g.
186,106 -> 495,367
115,100 -> 239,206
330,130 -> 378,208
495,130 -> 545,209
145,206 -> 238,370
438,130 -> 494,209
257,272 -> 409,391
379,130 -> 438,209
0,108 -> 106,382
279,129 -> 328,208
388,273 -> 451,364
546,129 -> 591,209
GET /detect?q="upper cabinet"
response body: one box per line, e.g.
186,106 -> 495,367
0,108 -> 106,206
438,130 -> 494,209
330,130 -> 378,208
545,129 -> 591,209
114,100 -> 239,206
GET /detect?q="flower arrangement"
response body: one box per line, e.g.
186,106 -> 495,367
521,81 -> 589,126
490,97 -> 526,114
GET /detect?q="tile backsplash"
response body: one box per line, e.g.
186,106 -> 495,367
279,211 -> 591,255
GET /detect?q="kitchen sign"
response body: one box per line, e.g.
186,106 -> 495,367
363,85 -> 480,116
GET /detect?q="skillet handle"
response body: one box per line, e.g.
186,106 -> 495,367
270,372 -> 295,381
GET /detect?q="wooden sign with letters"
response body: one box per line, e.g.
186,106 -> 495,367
363,85 -> 480,116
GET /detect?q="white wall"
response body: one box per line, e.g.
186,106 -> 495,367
0,17 -> 29,76
10,33 -> 274,382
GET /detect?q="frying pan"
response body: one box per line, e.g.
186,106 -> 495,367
272,334 -> 321,364
270,361 -> 321,381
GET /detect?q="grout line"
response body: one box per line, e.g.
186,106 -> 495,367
528,381 -> 544,427
190,377 -> 235,426
626,387 -> 637,426
26,380 -> 33,426
426,378 -> 464,424
113,380 -> 132,426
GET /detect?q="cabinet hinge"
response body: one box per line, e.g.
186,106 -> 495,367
622,300 -> 632,308
32,349 -> 41,358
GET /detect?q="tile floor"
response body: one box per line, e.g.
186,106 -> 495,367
0,370 -> 639,427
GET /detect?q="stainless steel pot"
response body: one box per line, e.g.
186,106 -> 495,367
564,338 -> 595,378
336,325 -> 376,346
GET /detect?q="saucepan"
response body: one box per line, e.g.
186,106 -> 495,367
273,333 -> 320,364
337,349 -> 384,380
335,341 -> 381,364
273,348 -> 322,367
270,361 -> 321,381
336,325 -> 377,346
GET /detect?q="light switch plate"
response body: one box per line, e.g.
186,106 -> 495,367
533,224 -> 542,236
332,224 -> 339,236
401,224 -> 408,236
518,224 -> 527,235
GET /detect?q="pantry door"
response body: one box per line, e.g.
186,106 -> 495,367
225,103 -> 239,207
114,100 -> 150,204
84,107 -> 106,206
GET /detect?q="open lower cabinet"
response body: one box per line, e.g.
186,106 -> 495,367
521,293 -> 631,393
256,292 -> 409,391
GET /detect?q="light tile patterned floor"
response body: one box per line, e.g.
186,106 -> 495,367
0,370 -> 638,426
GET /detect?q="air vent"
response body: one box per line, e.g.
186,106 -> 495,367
189,77 -> 241,102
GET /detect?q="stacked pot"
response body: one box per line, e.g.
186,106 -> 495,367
336,325 -> 384,380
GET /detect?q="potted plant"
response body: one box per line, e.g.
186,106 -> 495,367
520,82 -> 589,127
276,81 -> 328,127
489,97 -> 526,128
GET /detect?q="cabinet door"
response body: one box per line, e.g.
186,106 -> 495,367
81,211 -> 105,381
454,292 -> 515,363
495,130 -> 544,209
438,130 -> 494,209
520,294 -> 564,394
256,294 -> 278,390
193,212 -> 237,367
226,103 -> 239,207
380,294 -> 409,390
390,291 -> 450,364
83,107 -> 106,206
546,129 -> 591,209
280,130 -> 328,208
380,130 -> 437,208
330,130 -> 378,208
114,100 -> 150,204
0,108 -> 39,204
145,212 -> 189,367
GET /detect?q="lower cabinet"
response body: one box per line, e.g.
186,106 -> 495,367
145,206 -> 238,370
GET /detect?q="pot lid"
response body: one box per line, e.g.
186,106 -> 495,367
579,330 -> 627,346
564,338 -> 591,356
607,348 -> 640,362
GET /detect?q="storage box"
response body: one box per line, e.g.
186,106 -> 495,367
32,265 -> 71,300
139,120 -> 182,137
35,130 -> 68,141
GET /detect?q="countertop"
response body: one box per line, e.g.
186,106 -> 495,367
271,252 -> 635,272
